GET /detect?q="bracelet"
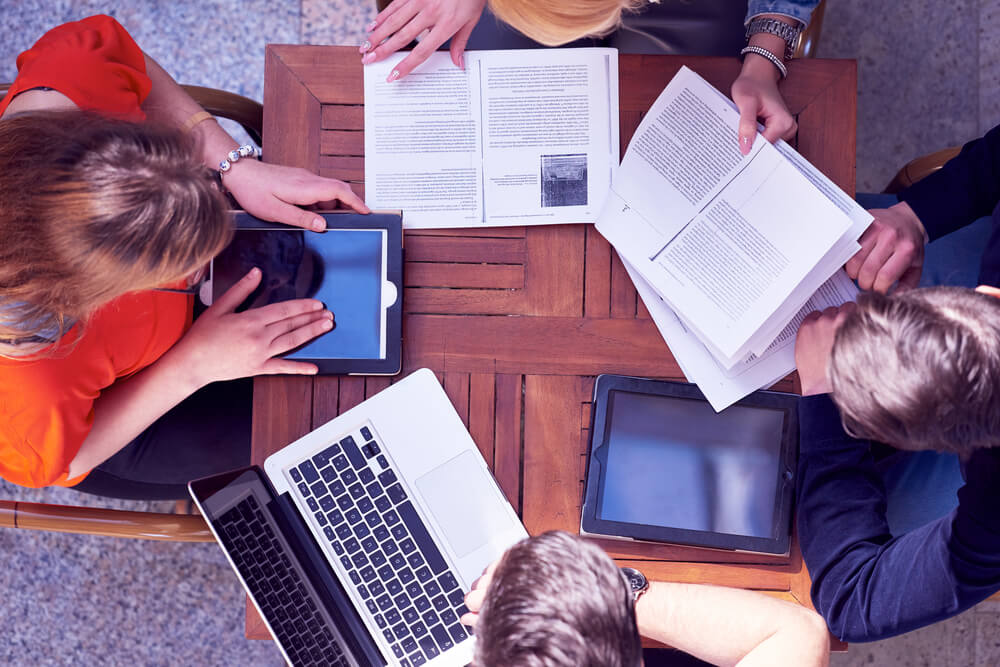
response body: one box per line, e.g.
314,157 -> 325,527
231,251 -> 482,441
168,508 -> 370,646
218,144 -> 257,173
740,45 -> 788,79
180,110 -> 213,133
746,17 -> 802,61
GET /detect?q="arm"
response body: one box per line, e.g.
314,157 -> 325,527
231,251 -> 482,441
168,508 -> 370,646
67,269 -> 331,478
796,395 -> 1000,641
140,54 -> 369,230
898,123 -> 1000,242
635,582 -> 829,667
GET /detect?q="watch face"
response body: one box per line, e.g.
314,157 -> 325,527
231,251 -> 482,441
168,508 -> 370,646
620,567 -> 647,594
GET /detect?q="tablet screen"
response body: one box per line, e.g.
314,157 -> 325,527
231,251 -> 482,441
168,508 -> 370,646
598,390 -> 785,538
212,229 -> 387,360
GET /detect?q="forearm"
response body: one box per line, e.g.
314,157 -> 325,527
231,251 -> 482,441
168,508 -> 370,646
636,582 -> 829,667
67,344 -> 203,478
140,53 -> 240,168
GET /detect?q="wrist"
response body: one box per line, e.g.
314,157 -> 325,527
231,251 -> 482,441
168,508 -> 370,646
740,52 -> 782,83
890,201 -> 929,244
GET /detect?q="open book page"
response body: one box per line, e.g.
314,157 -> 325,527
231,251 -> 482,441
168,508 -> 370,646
475,48 -> 619,225
598,66 -> 858,363
596,66 -> 766,264
364,49 -> 618,229
626,256 -> 858,411
364,52 -> 483,228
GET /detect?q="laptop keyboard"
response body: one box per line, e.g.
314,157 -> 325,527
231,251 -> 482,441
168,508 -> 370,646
218,496 -> 349,667
291,425 -> 471,667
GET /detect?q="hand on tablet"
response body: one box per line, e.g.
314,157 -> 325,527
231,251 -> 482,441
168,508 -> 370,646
224,160 -> 370,232
794,303 -> 856,396
174,267 -> 334,385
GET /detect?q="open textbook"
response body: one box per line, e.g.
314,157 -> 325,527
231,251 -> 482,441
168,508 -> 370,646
364,48 -> 619,228
597,66 -> 872,369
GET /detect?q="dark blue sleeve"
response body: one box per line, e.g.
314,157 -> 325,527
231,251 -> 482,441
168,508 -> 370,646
898,123 -> 1000,242
796,394 -> 1000,642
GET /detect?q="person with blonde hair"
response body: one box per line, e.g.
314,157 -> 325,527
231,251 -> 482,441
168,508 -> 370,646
0,15 -> 368,499
359,0 -> 819,154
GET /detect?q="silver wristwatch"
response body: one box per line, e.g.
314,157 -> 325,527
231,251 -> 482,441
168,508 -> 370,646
620,567 -> 649,604
746,17 -> 803,61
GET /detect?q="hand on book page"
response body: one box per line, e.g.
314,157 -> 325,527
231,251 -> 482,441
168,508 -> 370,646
845,201 -> 927,293
794,303 -> 857,396
361,0 -> 486,81
731,52 -> 797,155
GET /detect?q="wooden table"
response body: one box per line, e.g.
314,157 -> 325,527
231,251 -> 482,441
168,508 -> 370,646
249,45 -> 857,649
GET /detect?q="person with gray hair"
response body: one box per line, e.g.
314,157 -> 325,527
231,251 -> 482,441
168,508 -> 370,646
461,530 -> 830,667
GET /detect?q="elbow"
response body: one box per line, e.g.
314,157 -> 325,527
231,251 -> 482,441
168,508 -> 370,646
798,609 -> 832,666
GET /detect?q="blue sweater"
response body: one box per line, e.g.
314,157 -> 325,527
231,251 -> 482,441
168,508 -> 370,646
798,125 -> 1000,642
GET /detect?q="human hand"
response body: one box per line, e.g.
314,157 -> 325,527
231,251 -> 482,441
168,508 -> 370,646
223,159 -> 370,232
731,55 -> 796,155
360,0 -> 487,82
459,558 -> 499,627
794,303 -> 856,396
845,201 -> 926,293
173,267 -> 333,386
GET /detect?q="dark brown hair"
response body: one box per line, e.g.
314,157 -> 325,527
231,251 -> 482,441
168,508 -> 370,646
0,110 -> 232,355
830,287 -> 1000,455
475,531 -> 641,667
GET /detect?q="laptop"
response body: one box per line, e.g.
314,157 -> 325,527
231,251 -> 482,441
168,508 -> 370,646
189,368 -> 528,666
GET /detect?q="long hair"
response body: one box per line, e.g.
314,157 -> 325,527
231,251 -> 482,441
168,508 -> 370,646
488,0 -> 646,45
475,531 -> 642,667
0,110 -> 232,356
830,287 -> 1000,455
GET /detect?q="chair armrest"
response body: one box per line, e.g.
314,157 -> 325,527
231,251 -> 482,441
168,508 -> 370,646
883,146 -> 962,194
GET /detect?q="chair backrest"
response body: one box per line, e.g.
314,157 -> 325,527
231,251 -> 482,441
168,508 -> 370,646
0,83 -> 263,145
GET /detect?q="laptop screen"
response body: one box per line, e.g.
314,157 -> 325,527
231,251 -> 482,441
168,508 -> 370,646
597,390 -> 785,538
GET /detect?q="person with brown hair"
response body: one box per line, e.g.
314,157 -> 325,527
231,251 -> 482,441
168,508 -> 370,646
359,0 -> 820,155
0,16 -> 368,499
789,118 -> 1000,642
461,530 -> 830,667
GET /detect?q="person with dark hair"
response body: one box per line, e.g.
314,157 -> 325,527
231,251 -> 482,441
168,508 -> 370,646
0,16 -> 368,499
792,126 -> 1000,643
462,531 -> 831,667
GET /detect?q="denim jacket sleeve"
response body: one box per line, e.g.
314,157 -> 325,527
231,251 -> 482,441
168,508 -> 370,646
746,0 -> 820,26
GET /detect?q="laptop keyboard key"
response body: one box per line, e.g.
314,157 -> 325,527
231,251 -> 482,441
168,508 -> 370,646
341,469 -> 358,486
330,480 -> 346,497
390,554 -> 406,570
344,537 -> 360,553
366,600 -> 378,614
374,525 -> 390,542
320,466 -> 337,483
414,596 -> 431,612
410,654 -> 426,666
360,467 -> 375,483
385,608 -> 402,625
360,566 -> 377,583
299,461 -> 319,483
369,580 -> 385,597
290,468 -> 303,483
335,524 -> 352,540
379,469 -> 397,486
401,637 -> 418,655
383,541 -> 399,556
323,526 -> 335,541
400,538 -> 416,555
378,565 -> 394,580
411,622 -> 427,638
349,483 -> 366,500
357,497 -> 374,514
387,579 -> 403,595
319,496 -> 336,511
370,551 -> 387,567
399,568 -> 415,584
332,455 -> 349,471
406,582 -> 422,598
349,571 -> 361,586
377,454 -> 389,469
340,436 -> 366,470
337,495 -> 352,511
361,426 -> 373,440
393,592 -> 410,609
346,509 -> 362,525
402,607 -> 419,624
419,633 -> 440,658
387,484 -> 406,504
432,595 -> 448,612
375,496 -> 391,513
384,510 -> 400,527
422,610 -> 439,627
424,580 -> 440,597
439,572 -> 459,592
297,482 -> 310,497
397,502 -> 448,574
447,588 -> 464,608
376,594 -> 393,611
392,621 -> 408,639
354,523 -> 371,539
407,553 -> 423,569
358,584 -> 370,599
391,524 -> 408,541
351,552 -> 368,568
315,511 -> 328,526
328,509 -> 344,525
306,497 -> 319,512
309,481 -> 326,497
440,609 -> 458,626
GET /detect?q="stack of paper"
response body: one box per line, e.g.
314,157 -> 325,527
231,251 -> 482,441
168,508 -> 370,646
596,67 -> 872,410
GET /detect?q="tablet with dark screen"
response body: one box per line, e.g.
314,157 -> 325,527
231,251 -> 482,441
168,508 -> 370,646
581,376 -> 798,555
206,212 -> 402,375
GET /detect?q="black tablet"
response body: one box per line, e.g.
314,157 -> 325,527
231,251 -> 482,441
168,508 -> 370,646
581,375 -> 798,555
205,211 -> 402,375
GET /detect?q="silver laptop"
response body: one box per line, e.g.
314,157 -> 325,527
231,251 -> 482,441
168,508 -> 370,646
190,368 -> 527,666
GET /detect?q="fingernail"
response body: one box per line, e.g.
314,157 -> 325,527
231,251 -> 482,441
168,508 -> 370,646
387,69 -> 400,82
313,218 -> 326,231
366,21 -> 377,32
741,136 -> 752,152
362,52 -> 376,65
250,267 -> 260,277
459,54 -> 465,70
359,40 -> 371,54
323,320 -> 334,331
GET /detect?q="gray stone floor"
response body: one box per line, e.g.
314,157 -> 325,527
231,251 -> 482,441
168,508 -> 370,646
1,1 -> 998,665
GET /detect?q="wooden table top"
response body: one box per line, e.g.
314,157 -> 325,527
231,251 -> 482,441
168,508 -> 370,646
249,45 -> 857,648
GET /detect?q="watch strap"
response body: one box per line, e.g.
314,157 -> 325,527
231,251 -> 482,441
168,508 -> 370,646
746,16 -> 802,60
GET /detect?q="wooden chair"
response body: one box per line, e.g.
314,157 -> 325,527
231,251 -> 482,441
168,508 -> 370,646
372,0 -> 826,58
883,146 -> 962,194
0,82 -> 260,543
0,83 -> 263,146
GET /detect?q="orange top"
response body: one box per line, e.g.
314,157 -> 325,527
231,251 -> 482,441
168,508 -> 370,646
0,14 -> 150,120
0,16 -> 190,488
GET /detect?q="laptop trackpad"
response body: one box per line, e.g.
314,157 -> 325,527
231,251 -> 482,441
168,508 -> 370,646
415,450 -> 510,559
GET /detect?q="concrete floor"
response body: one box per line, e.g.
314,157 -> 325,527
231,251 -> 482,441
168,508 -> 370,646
1,1 -> 998,665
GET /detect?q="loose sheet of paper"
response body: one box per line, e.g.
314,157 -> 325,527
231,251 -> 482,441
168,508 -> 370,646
364,49 -> 619,228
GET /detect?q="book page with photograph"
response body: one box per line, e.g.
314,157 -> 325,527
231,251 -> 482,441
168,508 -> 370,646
364,52 -> 483,228
475,48 -> 619,226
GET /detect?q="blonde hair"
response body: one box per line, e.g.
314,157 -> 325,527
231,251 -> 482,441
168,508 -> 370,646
0,111 -> 232,356
488,0 -> 647,45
